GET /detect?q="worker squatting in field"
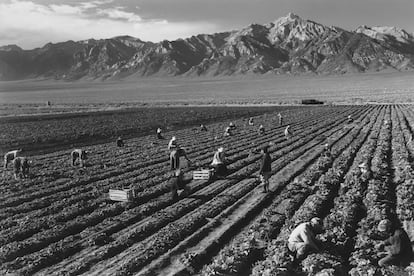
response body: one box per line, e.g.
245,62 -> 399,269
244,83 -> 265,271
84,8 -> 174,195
71,149 -> 88,167
13,157 -> 30,180
258,125 -> 265,135
3,149 -> 22,169
288,217 -> 324,260
284,125 -> 291,140
373,219 -> 413,267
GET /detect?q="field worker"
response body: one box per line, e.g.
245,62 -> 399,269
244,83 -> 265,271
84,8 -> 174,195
211,147 -> 227,177
249,117 -> 254,126
170,147 -> 191,170
71,149 -> 88,167
288,217 -> 324,260
116,137 -> 124,147
3,149 -> 22,169
169,169 -> 190,201
168,137 -> 191,170
200,124 -> 208,131
13,157 -> 30,180
259,146 -> 272,193
347,115 -> 353,123
258,124 -> 265,135
284,125 -> 291,140
157,128 -> 164,139
229,122 -> 236,129
374,219 -> 413,267
224,126 -> 232,137
278,113 -> 283,126
168,136 -> 178,150
322,143 -> 332,158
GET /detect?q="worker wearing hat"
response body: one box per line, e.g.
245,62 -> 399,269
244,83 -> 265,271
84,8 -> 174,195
374,219 -> 413,267
322,143 -> 332,158
288,217 -> 324,260
211,147 -> 227,177
168,136 -> 191,170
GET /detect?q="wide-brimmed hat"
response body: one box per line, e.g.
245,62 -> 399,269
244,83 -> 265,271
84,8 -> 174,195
218,147 -> 224,152
378,219 -> 391,232
171,136 -> 176,141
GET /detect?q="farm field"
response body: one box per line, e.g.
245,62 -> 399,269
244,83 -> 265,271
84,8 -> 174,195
0,105 -> 295,154
1,104 -> 414,276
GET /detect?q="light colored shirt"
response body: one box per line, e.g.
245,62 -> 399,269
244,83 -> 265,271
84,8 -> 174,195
211,151 -> 225,165
288,222 -> 315,245
168,139 -> 178,150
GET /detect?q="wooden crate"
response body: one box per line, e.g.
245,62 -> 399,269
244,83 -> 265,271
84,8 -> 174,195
193,169 -> 214,180
109,189 -> 135,202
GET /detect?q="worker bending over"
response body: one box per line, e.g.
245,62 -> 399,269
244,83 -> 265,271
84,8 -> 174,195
284,125 -> 292,140
211,147 -> 227,178
13,157 -> 30,180
116,137 -> 124,147
374,219 -> 413,267
71,149 -> 88,167
288,217 -> 324,260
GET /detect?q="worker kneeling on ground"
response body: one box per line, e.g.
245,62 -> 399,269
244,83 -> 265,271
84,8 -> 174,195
200,124 -> 208,131
374,219 -> 413,267
211,147 -> 227,178
288,217 -> 324,260
13,157 -> 30,180
71,149 -> 88,167
169,169 -> 190,201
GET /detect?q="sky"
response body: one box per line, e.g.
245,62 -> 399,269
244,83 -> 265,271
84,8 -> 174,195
0,0 -> 413,49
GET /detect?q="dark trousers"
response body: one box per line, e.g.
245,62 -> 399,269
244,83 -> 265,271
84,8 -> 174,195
213,164 -> 227,176
170,151 -> 180,170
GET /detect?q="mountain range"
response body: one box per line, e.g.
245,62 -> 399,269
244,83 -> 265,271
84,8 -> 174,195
1,13 -> 413,81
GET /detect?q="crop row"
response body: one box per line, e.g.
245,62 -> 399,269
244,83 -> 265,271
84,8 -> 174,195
0,107 -> 362,274
36,108 -> 366,276
194,106 -> 378,276
249,106 -> 386,275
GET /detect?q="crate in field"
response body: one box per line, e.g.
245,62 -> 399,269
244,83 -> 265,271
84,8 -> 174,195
109,189 -> 136,202
193,169 -> 214,180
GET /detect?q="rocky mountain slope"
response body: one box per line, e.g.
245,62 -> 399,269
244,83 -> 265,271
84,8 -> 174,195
1,13 -> 413,80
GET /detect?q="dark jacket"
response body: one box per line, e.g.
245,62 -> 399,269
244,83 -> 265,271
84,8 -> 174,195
259,153 -> 272,174
384,228 -> 413,257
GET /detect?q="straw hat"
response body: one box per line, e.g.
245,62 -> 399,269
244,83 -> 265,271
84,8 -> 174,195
218,147 -> 224,153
